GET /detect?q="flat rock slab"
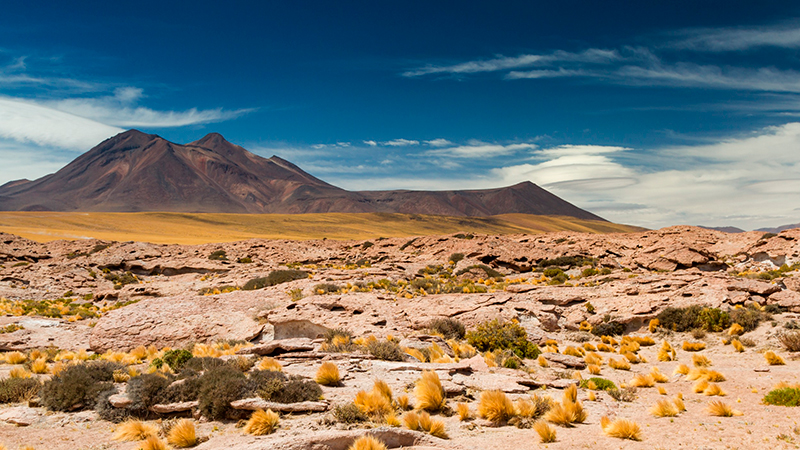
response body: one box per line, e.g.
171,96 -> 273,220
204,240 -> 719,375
230,398 -> 328,412
542,352 -> 586,369
376,360 -> 473,373
0,406 -> 42,426
108,394 -> 132,408
450,373 -> 529,393
150,401 -> 199,413
236,338 -> 316,356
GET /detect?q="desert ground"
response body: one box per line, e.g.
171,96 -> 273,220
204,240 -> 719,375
1,225 -> 799,450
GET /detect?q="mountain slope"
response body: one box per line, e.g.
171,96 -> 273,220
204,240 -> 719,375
0,130 -> 605,220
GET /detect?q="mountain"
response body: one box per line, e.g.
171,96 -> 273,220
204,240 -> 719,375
756,223 -> 800,234
698,226 -> 745,233
0,130 -> 605,220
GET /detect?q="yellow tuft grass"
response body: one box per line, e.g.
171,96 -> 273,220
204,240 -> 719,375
257,357 -> 282,372
545,399 -> 586,427
704,370 -> 726,382
9,366 -> 32,379
244,409 -> 280,435
682,341 -> 706,352
706,400 -> 742,417
583,342 -> 597,352
478,390 -> 515,424
51,361 -> 66,376
673,395 -> 686,411
596,343 -> 614,353
427,418 -> 448,439
355,389 -> 393,418
402,411 -> 420,431
166,419 -> 197,448
765,351 -> 785,365
732,339 -> 745,352
564,346 -> 583,357
629,374 -> 655,388
192,343 -> 221,358
457,402 -> 471,421
686,368 -> 708,381
564,384 -> 578,403
534,420 -> 557,443
414,371 -> 445,412
657,348 -> 673,362
537,355 -> 549,367
383,412 -> 401,427
136,436 -> 169,450
113,420 -> 159,441
602,417 -> 642,441
649,319 -> 660,333
347,435 -> 388,450
608,358 -> 631,371
693,380 -> 709,393
601,336 -> 618,346
692,354 -> 711,367
30,358 -> 48,374
418,411 -> 432,432
649,399 -> 679,417
373,379 -> 393,402
315,362 -> 342,386
584,352 -> 602,366
622,352 -> 640,364
5,351 -> 26,364
703,384 -> 726,397
650,367 -> 669,383
657,386 -> 667,395
588,364 -> 601,375
728,323 -> 744,336
395,394 -> 410,410
587,391 -> 597,401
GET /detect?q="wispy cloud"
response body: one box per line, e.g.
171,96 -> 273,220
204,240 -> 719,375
381,138 -> 419,146
425,138 -> 453,147
670,22 -> 800,51
426,141 -> 536,158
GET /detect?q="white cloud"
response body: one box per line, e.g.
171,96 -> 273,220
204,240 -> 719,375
506,68 -> 588,79
0,96 -> 123,150
363,140 -> 378,146
425,138 -> 453,147
381,138 -> 419,146
403,49 -> 620,77
671,23 -> 800,51
427,142 -> 536,158
0,139 -> 74,183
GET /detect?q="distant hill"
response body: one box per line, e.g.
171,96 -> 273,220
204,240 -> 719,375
0,130 -> 606,220
756,223 -> 800,234
699,226 -> 746,233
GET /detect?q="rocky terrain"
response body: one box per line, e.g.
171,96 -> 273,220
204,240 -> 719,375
0,225 -> 799,449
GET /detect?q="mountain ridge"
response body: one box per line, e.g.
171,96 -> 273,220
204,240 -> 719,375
0,130 -> 606,220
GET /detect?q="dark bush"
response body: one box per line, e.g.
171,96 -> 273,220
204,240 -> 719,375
455,264 -> 503,279
418,265 -> 445,276
96,388 -> 132,422
449,253 -> 465,265
314,283 -> 341,294
657,305 -> 704,332
778,331 -> 800,352
250,370 -> 322,403
581,267 -> 599,277
40,361 -> 121,411
537,256 -> 595,268
763,388 -> 800,406
182,356 -> 228,373
197,366 -> 248,421
367,340 -> 406,361
0,377 -> 41,403
580,377 -> 617,391
242,269 -> 309,290
453,233 -> 474,240
543,267 -> 564,278
237,257 -> 253,264
208,250 -> 228,261
324,328 -> 353,343
730,307 -> 770,332
698,308 -> 731,332
466,319 -> 540,359
333,403 -> 368,423
591,321 -> 625,337
161,376 -> 203,403
361,241 -> 374,249
127,373 -> 171,412
608,387 -> 637,402
162,349 -> 193,372
427,317 -> 466,340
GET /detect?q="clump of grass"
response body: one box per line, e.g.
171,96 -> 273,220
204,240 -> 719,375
137,436 -> 169,450
347,436 -> 388,450
706,400 -> 742,417
257,357 -> 282,372
682,341 -> 706,352
601,417 -> 642,441
657,385 -> 667,395
673,364 -> 690,376
457,402 -> 471,421
414,371 -> 445,412
315,362 -> 342,386
728,323 -> 744,336
580,377 -> 616,391
113,420 -> 159,441
9,367 -> 31,379
478,390 -> 515,424
608,358 -> 631,371
166,419 -> 197,448
673,395 -> 686,411
650,367 -> 669,383
5,351 -> 26,364
395,394 -> 410,410
778,331 -> 800,352
534,420 -> 557,443
629,374 -> 655,388
763,387 -> 800,406
537,355 -> 549,367
703,384 -> 726,397
402,411 -> 420,430
588,364 -> 601,375
607,387 -> 637,402
765,351 -> 786,365
692,354 -> 711,367
732,339 -> 745,352
333,403 -> 368,423
244,409 -> 280,435
427,418 -> 448,439
426,318 -> 466,340
367,340 -> 406,361
649,399 -> 679,417
354,380 -> 393,419
0,377 -> 41,403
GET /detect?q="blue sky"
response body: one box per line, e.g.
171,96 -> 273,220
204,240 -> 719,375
1,1 -> 799,229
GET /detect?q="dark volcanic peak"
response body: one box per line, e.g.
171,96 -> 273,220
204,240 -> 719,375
0,130 -> 605,220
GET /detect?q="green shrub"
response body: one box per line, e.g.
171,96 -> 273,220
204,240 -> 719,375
580,377 -> 617,391
367,340 -> 406,361
657,305 -> 705,332
333,403 -> 368,423
763,388 -> 800,406
40,361 -> 120,411
456,264 -> 503,279
161,375 -> 203,403
237,257 -> 253,263
0,377 -> 41,403
242,269 -> 309,290
314,283 -> 341,294
162,349 -> 193,372
591,321 -> 625,336
543,267 -> 565,278
418,265 -> 445,276
698,308 -> 731,332
581,267 -> 599,277
250,370 -> 322,403
198,366 -> 248,420
127,373 -> 171,412
426,317 -> 466,340
208,250 -> 228,261
103,271 -> 138,289
466,319 -> 540,359
449,253 -> 465,265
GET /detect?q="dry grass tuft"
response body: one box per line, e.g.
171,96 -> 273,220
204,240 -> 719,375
765,351 -> 786,365
732,339 -> 745,352
649,319 -> 660,333
602,417 -> 642,441
682,341 -> 707,352
706,400 -> 742,417
427,418 -> 448,439
166,419 -> 197,448
693,380 -> 710,394
257,357 -> 282,372
414,371 -> 445,412
657,386 -> 667,395
457,402 -> 471,421
30,358 -> 48,374
629,374 -> 655,388
402,411 -> 420,431
649,399 -> 679,417
136,436 -> 169,450
114,420 -> 159,441
537,355 -> 549,367
5,351 -> 26,364
587,391 -> 597,401
383,412 -> 401,427
686,368 -> 708,381
650,367 -> 669,383
608,358 -> 631,371
704,370 -> 726,382
244,409 -> 280,435
673,395 -> 686,411
728,323 -> 744,336
478,390 -> 515,424
564,346 -> 583,357
588,364 -> 601,375
584,352 -> 602,366
564,384 -> 578,403
692,354 -> 712,367
596,343 -> 614,353
9,367 -> 31,379
545,399 -> 586,427
355,388 -> 393,418
315,362 -> 342,386
703,383 -> 726,397
395,394 -> 410,411
418,411 -> 432,432
534,420 -> 557,443
347,435 -> 388,450
583,342 -> 597,352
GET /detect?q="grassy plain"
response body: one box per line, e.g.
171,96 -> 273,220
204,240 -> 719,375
0,211 -> 643,244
